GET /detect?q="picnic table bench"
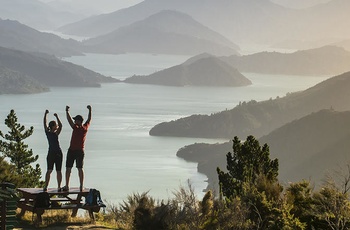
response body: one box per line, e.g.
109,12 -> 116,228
17,187 -> 104,223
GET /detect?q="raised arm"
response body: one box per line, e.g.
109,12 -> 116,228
66,106 -> 74,128
43,110 -> 49,131
54,113 -> 62,135
85,105 -> 92,125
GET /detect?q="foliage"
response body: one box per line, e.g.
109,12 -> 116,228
217,135 -> 279,198
0,110 -> 42,187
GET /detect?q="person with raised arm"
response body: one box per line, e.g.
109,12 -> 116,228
62,105 -> 92,191
43,110 -> 63,192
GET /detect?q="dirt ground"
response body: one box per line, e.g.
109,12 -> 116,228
14,224 -> 115,230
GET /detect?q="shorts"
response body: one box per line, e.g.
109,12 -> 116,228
47,151 -> 63,171
66,149 -> 85,168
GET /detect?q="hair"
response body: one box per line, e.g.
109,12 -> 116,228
48,120 -> 57,131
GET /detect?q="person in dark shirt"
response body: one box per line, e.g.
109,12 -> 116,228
43,110 -> 63,192
62,105 -> 91,191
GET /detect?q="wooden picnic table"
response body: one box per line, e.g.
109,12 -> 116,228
17,187 -> 102,223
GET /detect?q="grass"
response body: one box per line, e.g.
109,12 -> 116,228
14,209 -> 118,230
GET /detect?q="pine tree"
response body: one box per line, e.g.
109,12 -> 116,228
217,135 -> 279,199
0,110 -> 42,187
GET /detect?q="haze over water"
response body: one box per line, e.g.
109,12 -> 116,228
0,53 -> 330,205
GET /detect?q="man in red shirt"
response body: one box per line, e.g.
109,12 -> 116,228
62,105 -> 91,191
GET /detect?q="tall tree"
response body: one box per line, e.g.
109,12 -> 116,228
217,136 -> 304,229
0,110 -> 42,187
217,135 -> 279,198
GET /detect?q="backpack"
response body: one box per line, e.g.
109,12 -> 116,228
34,192 -> 51,208
85,188 -> 99,206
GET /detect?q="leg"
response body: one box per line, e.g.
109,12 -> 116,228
65,167 -> 72,188
64,149 -> 74,190
56,170 -> 62,189
78,168 -> 84,190
76,150 -> 85,190
56,151 -> 63,189
44,170 -> 53,189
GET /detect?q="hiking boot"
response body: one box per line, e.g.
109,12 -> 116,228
62,185 -> 69,191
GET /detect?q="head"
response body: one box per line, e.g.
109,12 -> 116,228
73,115 -> 84,125
48,120 -> 57,131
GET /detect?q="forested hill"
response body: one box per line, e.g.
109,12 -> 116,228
150,71 -> 350,139
177,109 -> 350,192
0,66 -> 48,94
222,45 -> 350,76
123,56 -> 251,87
0,46 -> 119,89
260,109 -> 350,185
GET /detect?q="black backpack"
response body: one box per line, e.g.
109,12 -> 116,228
85,189 -> 105,206
34,192 -> 51,208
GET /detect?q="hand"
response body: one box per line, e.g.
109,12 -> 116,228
54,113 -> 58,117
66,106 -> 70,112
87,105 -> 91,110
45,110 -> 49,114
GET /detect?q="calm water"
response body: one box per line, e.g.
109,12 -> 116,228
0,53 -> 330,205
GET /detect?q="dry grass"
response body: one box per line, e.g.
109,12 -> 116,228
14,209 -> 117,230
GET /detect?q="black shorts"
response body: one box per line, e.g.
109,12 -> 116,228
47,151 -> 63,171
66,149 -> 85,168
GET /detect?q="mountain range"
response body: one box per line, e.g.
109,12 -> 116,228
57,0 -> 350,50
174,71 -> 350,192
0,19 -> 83,57
222,45 -> 350,76
0,46 -> 119,93
177,109 -> 350,193
123,55 -> 251,87
82,10 -> 239,56
150,70 -> 350,139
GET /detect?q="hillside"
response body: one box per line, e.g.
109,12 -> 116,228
222,46 -> 350,76
260,109 -> 350,185
0,19 -> 83,57
0,66 -> 49,94
150,71 -> 350,139
177,109 -> 350,192
123,56 -> 251,87
83,10 -> 239,56
0,46 -> 119,89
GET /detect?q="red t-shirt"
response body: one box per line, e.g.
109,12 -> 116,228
69,123 -> 90,150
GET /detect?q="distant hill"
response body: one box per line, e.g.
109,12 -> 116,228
270,0 -> 330,9
57,0 -> 289,44
260,109 -> 350,186
83,10 -> 239,56
0,66 -> 49,94
57,0 -> 350,49
0,19 -> 83,57
0,0 -> 85,30
0,46 -> 119,90
149,71 -> 350,139
123,56 -> 251,87
222,46 -> 350,76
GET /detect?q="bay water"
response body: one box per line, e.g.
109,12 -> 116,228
0,53 -> 330,205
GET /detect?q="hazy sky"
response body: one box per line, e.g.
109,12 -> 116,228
38,0 -> 143,13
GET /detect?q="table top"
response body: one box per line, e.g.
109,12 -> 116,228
18,187 -> 90,196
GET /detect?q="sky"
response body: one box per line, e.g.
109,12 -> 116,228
37,0 -> 332,14
38,0 -> 144,14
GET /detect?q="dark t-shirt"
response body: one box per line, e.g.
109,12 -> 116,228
45,130 -> 61,153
